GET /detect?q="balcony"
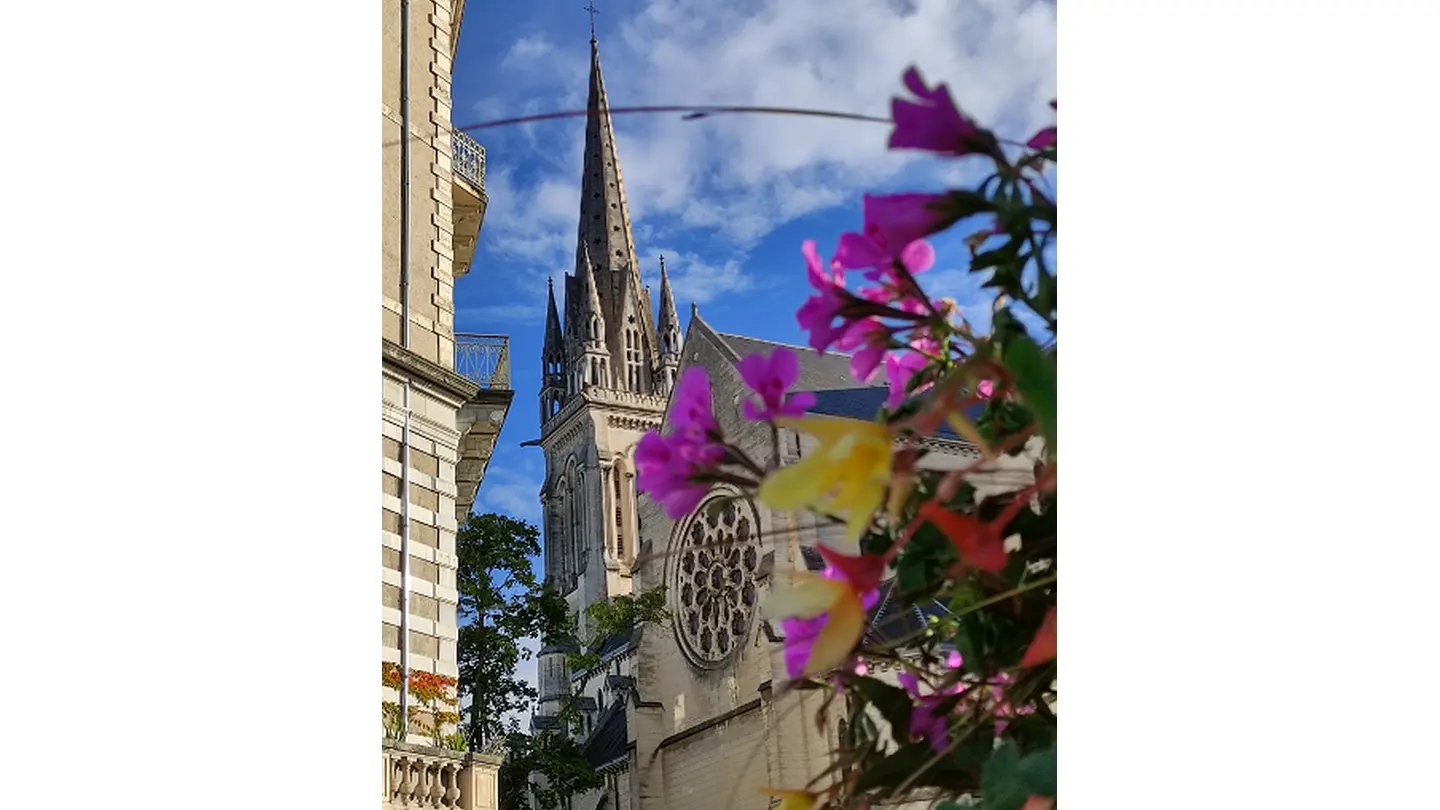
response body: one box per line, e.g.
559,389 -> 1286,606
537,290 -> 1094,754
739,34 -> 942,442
453,334 -> 513,522
383,741 -> 501,810
451,129 -> 488,279
454,333 -> 509,389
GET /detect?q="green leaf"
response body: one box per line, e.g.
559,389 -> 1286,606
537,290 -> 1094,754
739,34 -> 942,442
1002,335 -> 1057,457
981,742 -> 1057,810
851,676 -> 915,746
971,242 -> 1020,272
851,741 -> 934,794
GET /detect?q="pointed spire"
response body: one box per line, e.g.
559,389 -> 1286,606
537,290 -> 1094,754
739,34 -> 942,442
573,35 -> 651,352
577,242 -> 607,345
544,276 -> 564,353
656,255 -> 680,341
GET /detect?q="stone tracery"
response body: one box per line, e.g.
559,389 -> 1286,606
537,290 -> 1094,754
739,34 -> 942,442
671,495 -> 762,669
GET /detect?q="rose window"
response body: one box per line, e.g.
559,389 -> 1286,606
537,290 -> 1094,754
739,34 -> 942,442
672,496 -> 762,669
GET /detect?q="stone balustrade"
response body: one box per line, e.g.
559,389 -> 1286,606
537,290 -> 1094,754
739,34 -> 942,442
383,742 -> 501,810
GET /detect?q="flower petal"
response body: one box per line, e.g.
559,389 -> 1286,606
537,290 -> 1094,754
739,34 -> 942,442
803,591 -> 866,677
837,478 -> 886,546
758,454 -> 841,510
765,574 -> 847,621
899,238 -> 935,274
774,415 -> 888,447
1019,606 -> 1057,668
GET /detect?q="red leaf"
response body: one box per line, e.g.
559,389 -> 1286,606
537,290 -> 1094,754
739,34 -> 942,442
1020,606 -> 1057,668
816,546 -> 887,594
920,502 -> 1007,573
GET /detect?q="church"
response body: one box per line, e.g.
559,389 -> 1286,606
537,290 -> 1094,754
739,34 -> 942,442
525,33 -> 1036,810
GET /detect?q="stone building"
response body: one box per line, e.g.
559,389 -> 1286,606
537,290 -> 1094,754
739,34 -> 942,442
528,33 -> 1039,810
382,1 -> 510,806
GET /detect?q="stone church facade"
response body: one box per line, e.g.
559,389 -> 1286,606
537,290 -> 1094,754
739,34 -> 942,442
526,34 -> 1040,810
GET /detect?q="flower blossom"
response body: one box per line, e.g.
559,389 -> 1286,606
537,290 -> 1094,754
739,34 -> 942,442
635,368 -> 724,520
883,336 -> 941,408
1026,99 -> 1057,150
834,318 -> 890,383
796,240 -> 850,354
864,193 -> 956,252
897,653 -> 967,753
737,347 -> 816,422
768,547 -> 885,678
759,416 -> 895,550
888,66 -> 996,158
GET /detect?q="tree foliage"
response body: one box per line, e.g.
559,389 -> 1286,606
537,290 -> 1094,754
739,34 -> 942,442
454,512 -> 570,750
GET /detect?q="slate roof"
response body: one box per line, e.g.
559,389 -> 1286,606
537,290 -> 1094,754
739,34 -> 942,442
593,626 -> 637,658
800,386 -> 985,441
715,333 -> 866,391
584,702 -> 629,768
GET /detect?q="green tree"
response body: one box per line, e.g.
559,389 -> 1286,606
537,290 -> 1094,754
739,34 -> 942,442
455,512 -> 569,750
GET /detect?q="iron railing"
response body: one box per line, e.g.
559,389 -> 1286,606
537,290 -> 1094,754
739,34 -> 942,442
452,130 -> 486,191
454,333 -> 509,390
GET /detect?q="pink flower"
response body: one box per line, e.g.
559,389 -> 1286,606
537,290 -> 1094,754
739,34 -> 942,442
863,194 -> 954,255
897,654 -> 968,754
738,347 -> 817,422
888,66 -> 995,158
977,379 -> 995,400
634,432 -> 712,520
795,240 -> 850,354
779,565 -> 881,680
669,367 -> 718,438
883,337 -> 940,408
1026,99 -> 1057,151
835,226 -> 935,284
834,318 -> 890,383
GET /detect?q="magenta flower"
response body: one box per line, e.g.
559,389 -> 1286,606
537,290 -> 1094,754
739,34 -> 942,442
634,432 -> 711,520
864,194 -> 954,256
737,347 -> 817,422
1027,98 -> 1057,150
977,379 -> 995,400
796,240 -> 850,354
888,66 -> 994,158
835,228 -> 935,284
669,367 -> 719,438
779,566 -> 880,680
834,318 -> 890,383
897,656 -> 967,754
883,337 -> 940,408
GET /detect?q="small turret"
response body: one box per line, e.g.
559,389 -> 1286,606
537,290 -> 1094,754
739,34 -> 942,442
654,256 -> 682,394
540,277 -> 566,424
571,243 -> 611,390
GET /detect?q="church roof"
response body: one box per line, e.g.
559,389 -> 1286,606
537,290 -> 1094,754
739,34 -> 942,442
584,701 -> 629,768
714,333 -> 862,391
800,386 -> 986,441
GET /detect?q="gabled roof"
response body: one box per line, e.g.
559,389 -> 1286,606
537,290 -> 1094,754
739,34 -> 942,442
583,701 -> 629,768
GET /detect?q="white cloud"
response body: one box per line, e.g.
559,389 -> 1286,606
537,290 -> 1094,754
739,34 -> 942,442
597,0 -> 1057,243
635,245 -> 760,306
473,466 -> 543,527
477,0 -> 1054,305
501,35 -> 554,68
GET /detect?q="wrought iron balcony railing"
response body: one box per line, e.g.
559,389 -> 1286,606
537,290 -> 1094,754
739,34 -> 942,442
454,333 -> 509,390
452,130 -> 486,192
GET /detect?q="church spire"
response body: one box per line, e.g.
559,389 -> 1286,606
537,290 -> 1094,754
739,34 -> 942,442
654,255 -> 682,394
570,242 -> 611,391
573,34 -> 656,364
540,277 -> 566,424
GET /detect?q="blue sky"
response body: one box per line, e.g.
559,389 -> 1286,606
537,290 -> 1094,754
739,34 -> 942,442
455,0 -> 1056,538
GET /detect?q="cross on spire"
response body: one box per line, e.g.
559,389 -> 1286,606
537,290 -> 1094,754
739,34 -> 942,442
583,1 -> 600,41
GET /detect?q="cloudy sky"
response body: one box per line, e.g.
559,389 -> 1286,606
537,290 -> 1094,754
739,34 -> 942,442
450,0 -> 1055,724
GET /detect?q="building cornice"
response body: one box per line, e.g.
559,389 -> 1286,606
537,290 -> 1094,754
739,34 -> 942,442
382,339 -> 482,403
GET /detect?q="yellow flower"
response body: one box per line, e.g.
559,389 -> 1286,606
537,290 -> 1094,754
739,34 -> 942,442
763,570 -> 868,678
758,787 -> 819,810
759,416 -> 893,552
